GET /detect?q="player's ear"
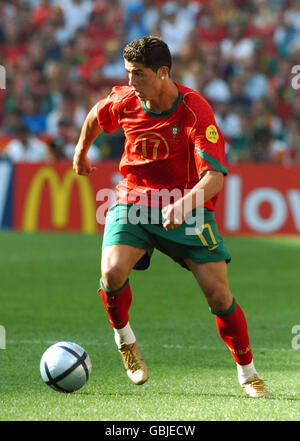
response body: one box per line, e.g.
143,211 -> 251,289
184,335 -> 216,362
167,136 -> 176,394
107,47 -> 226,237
158,66 -> 169,80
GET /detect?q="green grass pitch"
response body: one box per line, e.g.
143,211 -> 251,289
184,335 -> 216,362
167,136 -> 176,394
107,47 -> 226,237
0,231 -> 299,421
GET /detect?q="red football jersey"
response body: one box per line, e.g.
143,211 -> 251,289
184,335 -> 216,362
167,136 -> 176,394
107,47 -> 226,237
96,83 -> 227,211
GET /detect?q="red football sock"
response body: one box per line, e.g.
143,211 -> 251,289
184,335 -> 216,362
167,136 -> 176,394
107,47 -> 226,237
213,299 -> 253,366
99,278 -> 132,329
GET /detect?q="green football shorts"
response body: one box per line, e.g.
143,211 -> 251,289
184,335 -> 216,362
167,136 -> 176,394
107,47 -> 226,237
102,203 -> 231,271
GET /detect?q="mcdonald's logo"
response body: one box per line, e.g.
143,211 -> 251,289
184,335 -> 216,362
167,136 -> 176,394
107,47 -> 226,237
22,166 -> 97,233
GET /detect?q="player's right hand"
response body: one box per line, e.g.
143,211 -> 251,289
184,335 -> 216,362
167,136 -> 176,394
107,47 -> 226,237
73,153 -> 96,176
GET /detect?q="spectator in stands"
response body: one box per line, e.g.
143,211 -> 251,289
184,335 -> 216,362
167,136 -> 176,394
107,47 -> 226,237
180,59 -> 203,91
102,46 -> 127,80
21,96 -> 47,136
86,2 -> 118,42
160,2 -> 192,56
2,125 -> 52,163
284,116 -> 300,163
143,0 -> 162,35
49,117 -> 101,161
242,56 -> 268,101
220,21 -> 255,62
30,0 -> 56,30
284,0 -> 300,32
3,108 -> 23,136
0,0 -> 300,165
52,0 -> 93,44
42,60 -> 70,116
37,22 -> 62,61
124,3 -> 148,45
214,101 -> 242,141
46,91 -> 86,137
229,76 -> 252,111
269,138 -> 290,164
49,117 -> 73,159
203,65 -> 232,104
175,0 -> 201,35
227,114 -> 252,163
63,124 -> 101,162
273,9 -> 296,57
2,17 -> 28,66
252,0 -> 278,30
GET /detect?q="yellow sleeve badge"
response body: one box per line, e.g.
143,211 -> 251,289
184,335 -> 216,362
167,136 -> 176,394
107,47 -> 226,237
205,125 -> 219,144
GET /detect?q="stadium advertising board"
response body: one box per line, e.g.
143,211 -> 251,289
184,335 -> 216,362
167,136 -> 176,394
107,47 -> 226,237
3,162 -> 300,235
215,164 -> 300,235
0,160 -> 13,229
13,161 -> 119,233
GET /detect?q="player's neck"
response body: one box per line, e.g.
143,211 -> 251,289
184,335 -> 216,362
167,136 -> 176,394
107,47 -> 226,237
144,81 -> 178,114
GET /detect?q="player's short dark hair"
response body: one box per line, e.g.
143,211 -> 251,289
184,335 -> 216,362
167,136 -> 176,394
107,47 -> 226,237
123,36 -> 172,73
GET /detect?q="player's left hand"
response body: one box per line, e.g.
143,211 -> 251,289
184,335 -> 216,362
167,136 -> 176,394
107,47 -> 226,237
162,202 -> 184,231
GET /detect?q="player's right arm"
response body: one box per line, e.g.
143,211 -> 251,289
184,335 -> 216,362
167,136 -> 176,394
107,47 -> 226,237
73,87 -> 127,175
73,104 -> 103,176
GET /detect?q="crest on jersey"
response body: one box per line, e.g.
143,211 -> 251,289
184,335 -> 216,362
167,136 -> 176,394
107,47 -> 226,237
170,124 -> 180,139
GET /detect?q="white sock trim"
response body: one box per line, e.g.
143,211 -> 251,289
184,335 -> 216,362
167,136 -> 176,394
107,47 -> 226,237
113,322 -> 136,348
236,360 -> 257,385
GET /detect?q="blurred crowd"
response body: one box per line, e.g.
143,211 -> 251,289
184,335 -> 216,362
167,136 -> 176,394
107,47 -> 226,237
1,0 -> 300,165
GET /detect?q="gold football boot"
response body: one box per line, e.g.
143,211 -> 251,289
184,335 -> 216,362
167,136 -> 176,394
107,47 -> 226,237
242,374 -> 271,397
119,340 -> 149,385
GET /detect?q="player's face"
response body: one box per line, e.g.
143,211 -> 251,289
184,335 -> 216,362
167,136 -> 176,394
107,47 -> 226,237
124,59 -> 162,101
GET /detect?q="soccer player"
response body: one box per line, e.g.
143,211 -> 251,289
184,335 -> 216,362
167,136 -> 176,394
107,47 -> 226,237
73,36 -> 269,397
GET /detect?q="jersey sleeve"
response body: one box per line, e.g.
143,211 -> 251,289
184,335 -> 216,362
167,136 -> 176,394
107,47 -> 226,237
193,99 -> 227,178
96,87 -> 121,133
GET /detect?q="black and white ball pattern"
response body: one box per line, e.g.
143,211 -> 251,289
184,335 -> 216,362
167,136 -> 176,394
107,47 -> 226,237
40,341 -> 92,393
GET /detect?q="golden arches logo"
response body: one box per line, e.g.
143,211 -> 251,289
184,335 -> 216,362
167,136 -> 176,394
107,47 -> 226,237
23,167 -> 97,233
134,132 -> 169,161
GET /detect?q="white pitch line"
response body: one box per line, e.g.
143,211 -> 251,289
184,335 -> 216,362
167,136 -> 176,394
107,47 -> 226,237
5,339 -> 296,352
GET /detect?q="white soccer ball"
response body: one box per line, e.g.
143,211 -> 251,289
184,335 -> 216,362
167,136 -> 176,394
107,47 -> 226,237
40,341 -> 92,393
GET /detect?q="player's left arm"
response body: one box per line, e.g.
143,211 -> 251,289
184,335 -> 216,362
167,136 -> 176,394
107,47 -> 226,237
187,169 -> 224,206
162,98 -> 226,230
162,170 -> 223,230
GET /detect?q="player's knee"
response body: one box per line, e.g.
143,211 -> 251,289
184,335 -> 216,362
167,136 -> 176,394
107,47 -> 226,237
101,264 -> 129,291
204,284 -> 233,312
